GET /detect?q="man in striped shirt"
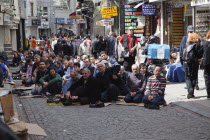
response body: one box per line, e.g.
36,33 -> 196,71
143,66 -> 166,109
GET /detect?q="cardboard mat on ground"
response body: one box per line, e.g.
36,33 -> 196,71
13,85 -> 35,90
8,122 -> 47,136
0,90 -> 15,122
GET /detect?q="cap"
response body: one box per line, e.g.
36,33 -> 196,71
187,25 -> 194,32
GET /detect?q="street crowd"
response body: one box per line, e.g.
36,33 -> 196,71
1,26 -> 210,110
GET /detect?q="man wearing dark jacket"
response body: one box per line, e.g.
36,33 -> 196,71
62,40 -> 73,56
124,64 -> 146,103
105,32 -> 117,59
66,68 -> 100,105
95,62 -> 120,102
54,40 -> 62,55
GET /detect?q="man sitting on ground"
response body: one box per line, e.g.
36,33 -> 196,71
65,68 -> 103,107
39,67 -> 62,96
31,60 -> 48,95
124,64 -> 146,103
142,66 -> 166,109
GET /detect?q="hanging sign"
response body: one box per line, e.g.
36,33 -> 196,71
142,4 -> 157,15
100,6 -> 118,18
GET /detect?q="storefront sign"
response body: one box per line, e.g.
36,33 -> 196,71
0,13 -> 3,25
104,17 -> 114,25
191,0 -> 210,6
32,19 -> 41,26
142,4 -> 157,15
55,18 -> 65,24
100,6 -> 118,18
66,19 -> 74,24
124,5 -> 144,37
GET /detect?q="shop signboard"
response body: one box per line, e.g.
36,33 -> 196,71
32,19 -> 41,26
100,6 -> 118,18
124,5 -> 144,37
55,18 -> 65,24
76,19 -> 86,24
142,4 -> 157,15
66,19 -> 74,24
191,0 -> 210,6
0,13 -> 3,25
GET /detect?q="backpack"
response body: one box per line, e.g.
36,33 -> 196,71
183,43 -> 196,63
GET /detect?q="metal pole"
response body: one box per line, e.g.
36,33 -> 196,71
160,0 -> 164,44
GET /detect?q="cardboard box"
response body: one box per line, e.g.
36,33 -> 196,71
0,90 -> 15,122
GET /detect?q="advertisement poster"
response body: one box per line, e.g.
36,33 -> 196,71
142,4 -> 157,15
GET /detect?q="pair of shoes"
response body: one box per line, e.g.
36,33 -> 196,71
47,98 -> 60,103
148,104 -> 160,110
89,101 -> 105,108
195,85 -> 199,90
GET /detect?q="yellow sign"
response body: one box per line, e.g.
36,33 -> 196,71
100,6 -> 118,18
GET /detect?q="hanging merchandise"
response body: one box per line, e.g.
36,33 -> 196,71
195,9 -> 210,40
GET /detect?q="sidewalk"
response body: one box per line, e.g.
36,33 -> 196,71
165,70 -> 210,118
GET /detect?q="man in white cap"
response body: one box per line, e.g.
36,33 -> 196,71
119,26 -> 138,72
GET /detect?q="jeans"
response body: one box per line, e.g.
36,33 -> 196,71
142,94 -> 165,105
62,80 -> 73,95
124,94 -> 143,103
31,85 -> 42,95
184,62 -> 199,94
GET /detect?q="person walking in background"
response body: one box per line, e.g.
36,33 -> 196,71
182,33 -> 202,99
201,31 -> 210,98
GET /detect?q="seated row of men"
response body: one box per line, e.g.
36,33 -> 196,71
30,57 -> 166,109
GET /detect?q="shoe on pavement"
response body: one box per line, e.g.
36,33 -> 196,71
144,103 -> 149,108
89,101 -> 105,108
187,93 -> 195,99
9,81 -> 15,85
195,85 -> 199,90
148,104 -> 160,110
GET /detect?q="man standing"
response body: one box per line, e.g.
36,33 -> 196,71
119,26 -> 138,71
62,40 -> 73,56
143,66 -> 166,109
105,32 -> 117,59
31,36 -> 36,51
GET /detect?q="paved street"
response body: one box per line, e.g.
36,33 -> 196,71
17,98 -> 210,140
10,68 -> 210,140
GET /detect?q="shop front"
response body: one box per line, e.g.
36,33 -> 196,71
191,0 -> 210,41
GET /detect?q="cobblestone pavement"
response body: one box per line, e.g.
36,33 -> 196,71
19,97 -> 210,140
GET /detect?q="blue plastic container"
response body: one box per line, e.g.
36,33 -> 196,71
147,44 -> 170,59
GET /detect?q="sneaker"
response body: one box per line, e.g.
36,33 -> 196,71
195,85 -> 199,90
